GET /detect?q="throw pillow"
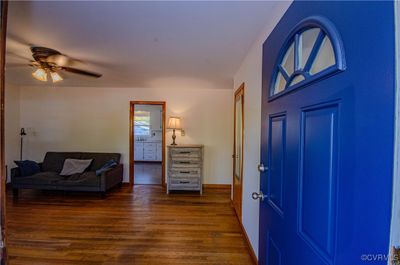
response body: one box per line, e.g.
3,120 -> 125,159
96,159 -> 118,176
14,160 -> 41,177
60,159 -> 93,176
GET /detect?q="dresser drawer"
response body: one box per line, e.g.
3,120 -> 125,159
170,148 -> 201,158
170,160 -> 200,168
169,177 -> 200,190
170,156 -> 201,163
169,168 -> 200,178
169,184 -> 201,191
170,177 -> 199,185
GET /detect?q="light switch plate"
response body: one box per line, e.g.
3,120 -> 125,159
181,129 -> 185,136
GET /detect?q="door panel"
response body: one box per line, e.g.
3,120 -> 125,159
259,2 -> 395,265
233,84 -> 244,219
267,234 -> 282,265
298,103 -> 338,261
268,114 -> 286,215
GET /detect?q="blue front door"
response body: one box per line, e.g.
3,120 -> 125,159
259,2 -> 395,265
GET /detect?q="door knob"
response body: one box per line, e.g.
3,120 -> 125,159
258,163 -> 267,172
252,191 -> 267,201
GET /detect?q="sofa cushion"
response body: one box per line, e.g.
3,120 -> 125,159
80,153 -> 121,171
57,171 -> 100,187
12,171 -> 64,186
42,152 -> 82,173
60,159 -> 93,176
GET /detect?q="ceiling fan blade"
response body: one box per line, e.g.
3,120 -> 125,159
6,51 -> 32,61
6,61 -> 38,68
61,67 -> 102,78
8,33 -> 32,47
6,63 -> 30,68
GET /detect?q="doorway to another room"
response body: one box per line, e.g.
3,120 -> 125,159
129,101 -> 166,186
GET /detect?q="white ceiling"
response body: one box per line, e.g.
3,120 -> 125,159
6,1 -> 285,89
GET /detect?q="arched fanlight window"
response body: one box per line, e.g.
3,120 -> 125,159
270,16 -> 346,99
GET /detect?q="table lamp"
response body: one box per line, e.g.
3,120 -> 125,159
167,117 -> 182,145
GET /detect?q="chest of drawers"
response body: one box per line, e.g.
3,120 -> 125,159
167,145 -> 203,194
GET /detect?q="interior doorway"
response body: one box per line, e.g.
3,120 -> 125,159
129,101 -> 166,186
232,83 -> 244,220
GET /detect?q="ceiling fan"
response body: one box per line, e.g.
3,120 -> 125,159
28,46 -> 102,83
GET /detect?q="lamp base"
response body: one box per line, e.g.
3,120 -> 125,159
171,129 -> 177,145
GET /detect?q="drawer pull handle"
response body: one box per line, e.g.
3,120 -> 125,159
179,161 -> 190,164
179,151 -> 191,154
179,181 -> 190,184
180,171 -> 191,174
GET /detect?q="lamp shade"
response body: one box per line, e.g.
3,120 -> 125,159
32,68 -> 48,82
167,117 -> 182,130
50,71 -> 63,83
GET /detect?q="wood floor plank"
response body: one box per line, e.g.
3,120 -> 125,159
6,185 -> 253,265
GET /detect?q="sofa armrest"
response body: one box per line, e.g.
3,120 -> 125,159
11,167 -> 21,179
100,164 -> 123,191
11,162 -> 43,178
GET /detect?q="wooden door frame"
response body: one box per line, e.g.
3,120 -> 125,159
0,1 -> 8,264
232,83 -> 244,220
129,101 -> 166,187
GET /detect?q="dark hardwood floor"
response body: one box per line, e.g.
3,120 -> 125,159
134,162 -> 162,185
6,185 -> 254,265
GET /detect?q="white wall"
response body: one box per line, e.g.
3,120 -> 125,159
233,1 -> 292,258
5,83 -> 20,182
19,85 -> 233,184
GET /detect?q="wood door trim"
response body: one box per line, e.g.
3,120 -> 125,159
0,1 -> 7,263
232,83 -> 245,221
129,101 -> 166,187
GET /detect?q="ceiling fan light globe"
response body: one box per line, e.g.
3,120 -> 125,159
50,71 -> 63,83
32,68 -> 47,82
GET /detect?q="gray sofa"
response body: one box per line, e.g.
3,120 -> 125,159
11,152 -> 123,198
